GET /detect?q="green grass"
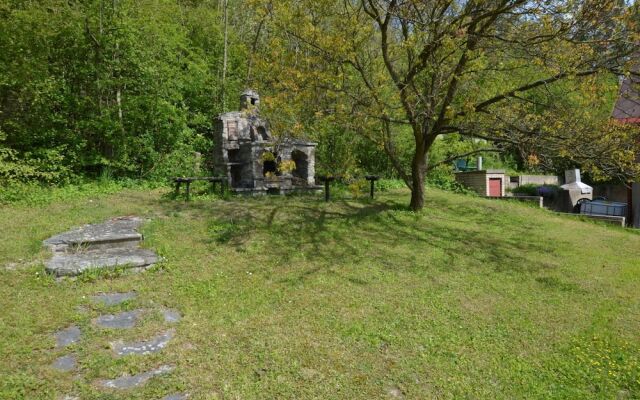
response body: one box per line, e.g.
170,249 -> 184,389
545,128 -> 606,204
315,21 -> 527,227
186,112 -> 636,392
0,186 -> 639,399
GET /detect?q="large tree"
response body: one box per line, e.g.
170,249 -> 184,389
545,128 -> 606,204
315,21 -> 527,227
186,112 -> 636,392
250,0 -> 638,210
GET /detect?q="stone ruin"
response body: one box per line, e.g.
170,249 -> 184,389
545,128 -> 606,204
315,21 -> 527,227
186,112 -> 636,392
212,90 -> 320,194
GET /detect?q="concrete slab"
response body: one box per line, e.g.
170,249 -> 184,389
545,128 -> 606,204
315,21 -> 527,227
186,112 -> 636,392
99,365 -> 174,390
95,310 -> 143,329
54,326 -> 81,348
112,329 -> 174,356
91,292 -> 137,306
44,217 -> 143,251
46,248 -> 159,277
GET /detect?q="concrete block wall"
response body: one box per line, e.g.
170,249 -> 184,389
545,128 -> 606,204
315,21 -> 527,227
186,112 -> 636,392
455,171 -> 487,196
518,175 -> 559,186
455,170 -> 506,197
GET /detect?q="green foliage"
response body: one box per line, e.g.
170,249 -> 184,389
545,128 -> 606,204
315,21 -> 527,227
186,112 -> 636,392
0,0 -> 247,184
145,141 -> 210,183
376,179 -> 406,192
0,179 -> 144,206
549,335 -> 640,396
511,184 -> 560,197
511,184 -> 542,196
426,165 -> 475,195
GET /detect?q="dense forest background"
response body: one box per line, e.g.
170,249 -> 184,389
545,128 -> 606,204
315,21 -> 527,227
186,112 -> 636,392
1,0 -> 246,184
1,0 -> 639,190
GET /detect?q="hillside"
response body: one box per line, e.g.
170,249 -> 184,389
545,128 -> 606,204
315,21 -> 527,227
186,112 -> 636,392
0,187 -> 639,399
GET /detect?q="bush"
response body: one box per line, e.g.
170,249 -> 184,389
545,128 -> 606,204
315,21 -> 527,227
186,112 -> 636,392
144,143 -> 207,183
426,165 -> 475,195
0,180 -> 147,206
511,184 -> 559,197
0,146 -> 76,185
377,179 -> 406,192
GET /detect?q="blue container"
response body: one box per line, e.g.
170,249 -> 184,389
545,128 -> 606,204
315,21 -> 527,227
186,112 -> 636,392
580,200 -> 627,217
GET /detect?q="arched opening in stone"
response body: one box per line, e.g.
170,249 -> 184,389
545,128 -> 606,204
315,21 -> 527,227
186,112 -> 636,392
263,152 -> 279,177
291,150 -> 309,183
257,126 -> 269,140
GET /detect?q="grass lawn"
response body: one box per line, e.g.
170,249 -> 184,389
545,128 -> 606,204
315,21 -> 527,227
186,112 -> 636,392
0,186 -> 639,399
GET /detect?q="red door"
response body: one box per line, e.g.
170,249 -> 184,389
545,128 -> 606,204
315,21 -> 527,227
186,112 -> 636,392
488,178 -> 502,197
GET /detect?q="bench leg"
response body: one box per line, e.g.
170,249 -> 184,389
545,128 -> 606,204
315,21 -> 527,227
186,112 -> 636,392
325,180 -> 330,202
175,182 -> 181,198
185,181 -> 191,201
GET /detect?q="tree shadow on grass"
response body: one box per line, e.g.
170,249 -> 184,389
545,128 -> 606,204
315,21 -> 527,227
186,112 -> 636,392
163,193 -> 563,285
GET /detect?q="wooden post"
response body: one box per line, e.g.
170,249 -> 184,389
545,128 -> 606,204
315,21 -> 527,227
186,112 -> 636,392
365,175 -> 380,199
324,179 -> 330,202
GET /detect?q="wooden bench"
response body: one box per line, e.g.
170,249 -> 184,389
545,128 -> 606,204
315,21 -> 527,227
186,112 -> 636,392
173,177 -> 227,200
318,175 -> 381,201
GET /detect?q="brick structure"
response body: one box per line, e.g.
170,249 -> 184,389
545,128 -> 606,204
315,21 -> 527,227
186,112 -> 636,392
455,169 -> 506,197
212,90 -> 319,194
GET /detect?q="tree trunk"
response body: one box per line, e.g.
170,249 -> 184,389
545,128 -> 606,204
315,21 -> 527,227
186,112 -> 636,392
221,0 -> 228,111
409,147 -> 427,211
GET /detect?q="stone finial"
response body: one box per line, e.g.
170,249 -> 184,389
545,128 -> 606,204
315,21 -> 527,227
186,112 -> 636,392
240,89 -> 260,110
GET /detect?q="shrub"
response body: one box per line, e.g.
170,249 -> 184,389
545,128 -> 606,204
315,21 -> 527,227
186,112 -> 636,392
426,165 -> 475,195
512,184 -> 559,197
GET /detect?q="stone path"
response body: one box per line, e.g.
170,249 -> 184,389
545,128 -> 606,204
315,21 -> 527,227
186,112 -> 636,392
94,309 -> 143,329
52,354 -> 77,372
53,291 -> 186,397
112,329 -> 175,356
55,325 -> 81,348
44,217 -> 159,277
99,364 -> 175,390
47,217 -> 187,398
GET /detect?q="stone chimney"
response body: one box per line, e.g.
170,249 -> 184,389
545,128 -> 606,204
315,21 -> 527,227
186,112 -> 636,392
565,169 -> 581,184
240,89 -> 260,111
561,169 -> 592,194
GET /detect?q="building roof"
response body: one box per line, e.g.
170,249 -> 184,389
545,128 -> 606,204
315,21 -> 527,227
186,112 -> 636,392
612,74 -> 640,123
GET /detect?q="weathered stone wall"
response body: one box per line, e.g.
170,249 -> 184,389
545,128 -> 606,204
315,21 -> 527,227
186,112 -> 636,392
212,92 -> 319,194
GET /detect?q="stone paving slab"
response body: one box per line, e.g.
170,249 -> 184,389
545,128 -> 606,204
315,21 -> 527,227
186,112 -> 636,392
91,291 -> 137,306
95,310 -> 143,329
52,354 -> 77,372
46,248 -> 159,277
55,326 -> 81,348
44,217 -> 143,251
112,329 -> 175,356
99,364 -> 174,390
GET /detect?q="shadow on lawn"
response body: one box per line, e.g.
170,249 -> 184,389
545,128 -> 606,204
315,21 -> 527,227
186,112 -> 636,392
163,193 -> 560,283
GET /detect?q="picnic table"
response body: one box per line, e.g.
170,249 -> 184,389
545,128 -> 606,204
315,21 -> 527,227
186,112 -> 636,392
173,176 -> 227,200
